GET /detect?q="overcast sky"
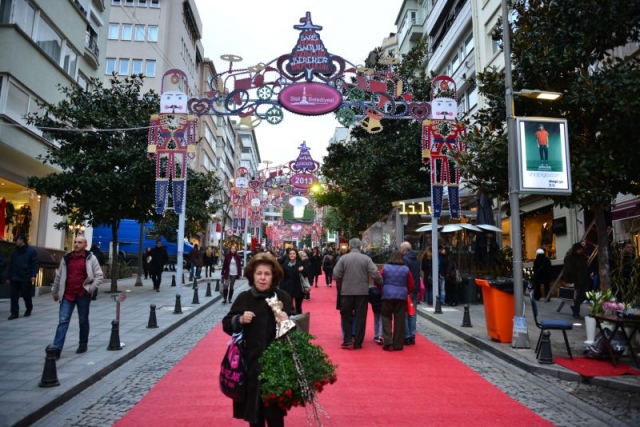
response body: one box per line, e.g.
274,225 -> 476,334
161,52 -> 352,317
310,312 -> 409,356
193,0 -> 401,168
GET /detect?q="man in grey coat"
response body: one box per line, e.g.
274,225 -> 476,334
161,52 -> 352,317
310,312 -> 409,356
333,238 -> 382,349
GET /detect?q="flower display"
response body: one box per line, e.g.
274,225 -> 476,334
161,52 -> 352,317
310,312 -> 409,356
585,289 -> 614,316
258,330 -> 337,411
602,300 -> 625,313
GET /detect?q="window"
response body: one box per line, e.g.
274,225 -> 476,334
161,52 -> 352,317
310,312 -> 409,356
124,0 -> 134,6
77,74 -> 89,91
119,58 -> 129,75
132,59 -> 143,74
112,0 -> 121,5
7,82 -> 30,123
134,25 -> 145,41
62,47 -> 78,77
35,17 -> 62,62
105,58 -> 116,74
137,0 -> 147,5
147,25 -> 158,42
12,0 -> 36,36
121,24 -> 132,40
151,0 -> 160,8
452,54 -> 460,71
145,59 -> 156,77
465,34 -> 474,56
108,23 -> 119,39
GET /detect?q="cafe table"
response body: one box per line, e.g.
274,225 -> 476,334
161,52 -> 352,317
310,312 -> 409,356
591,313 -> 640,367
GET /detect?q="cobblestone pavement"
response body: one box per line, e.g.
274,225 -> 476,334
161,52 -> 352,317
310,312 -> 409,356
34,294 -> 640,427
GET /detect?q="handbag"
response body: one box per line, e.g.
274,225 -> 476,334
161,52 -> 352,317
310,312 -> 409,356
219,332 -> 246,402
407,295 -> 416,316
299,273 -> 311,293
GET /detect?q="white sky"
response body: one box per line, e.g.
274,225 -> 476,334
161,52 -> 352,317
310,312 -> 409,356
194,0 -> 401,168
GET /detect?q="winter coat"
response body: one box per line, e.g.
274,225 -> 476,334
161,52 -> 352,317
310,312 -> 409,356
380,264 -> 413,300
309,253 -> 322,276
52,250 -> 103,298
222,287 -> 295,424
563,250 -> 589,289
148,245 -> 168,273
190,247 -> 203,267
8,244 -> 39,282
278,255 -> 307,299
333,249 -> 382,296
222,252 -> 242,279
403,251 -> 421,298
533,254 -> 552,285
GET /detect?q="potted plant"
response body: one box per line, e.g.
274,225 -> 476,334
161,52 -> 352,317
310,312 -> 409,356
584,289 -> 614,344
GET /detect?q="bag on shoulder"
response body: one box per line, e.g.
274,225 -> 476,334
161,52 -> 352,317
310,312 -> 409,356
299,273 -> 311,293
219,332 -> 246,401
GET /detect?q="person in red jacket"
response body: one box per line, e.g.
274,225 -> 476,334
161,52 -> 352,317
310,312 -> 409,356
221,245 -> 242,304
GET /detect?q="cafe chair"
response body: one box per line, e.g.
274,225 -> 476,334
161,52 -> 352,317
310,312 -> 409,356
529,291 -> 573,359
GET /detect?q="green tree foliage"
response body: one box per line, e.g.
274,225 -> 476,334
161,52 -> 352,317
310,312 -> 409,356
457,1 -> 640,288
319,41 -> 432,237
26,75 -> 159,291
152,169 -> 223,242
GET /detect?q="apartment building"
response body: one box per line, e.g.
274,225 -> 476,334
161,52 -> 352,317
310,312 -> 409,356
0,0 -> 110,249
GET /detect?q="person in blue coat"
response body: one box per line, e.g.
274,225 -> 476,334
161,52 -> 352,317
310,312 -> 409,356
380,251 -> 414,351
6,233 -> 39,320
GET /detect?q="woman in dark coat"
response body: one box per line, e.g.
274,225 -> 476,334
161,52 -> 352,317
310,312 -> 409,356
278,248 -> 307,314
203,246 -> 215,278
222,252 -> 295,426
222,245 -> 242,304
309,247 -> 323,288
532,248 -> 552,301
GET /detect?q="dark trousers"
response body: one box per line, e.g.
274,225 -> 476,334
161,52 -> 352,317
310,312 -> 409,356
293,296 -> 303,315
573,284 -> 587,316
10,281 -> 33,316
381,299 -> 406,350
340,295 -> 368,346
533,280 -> 549,300
150,270 -> 163,290
539,145 -> 548,161
249,413 -> 284,427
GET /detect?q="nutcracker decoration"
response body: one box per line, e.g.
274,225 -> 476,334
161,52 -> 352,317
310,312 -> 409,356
421,76 -> 467,219
148,69 -> 197,214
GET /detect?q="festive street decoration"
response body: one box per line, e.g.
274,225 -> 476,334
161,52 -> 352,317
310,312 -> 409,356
148,69 -> 197,214
421,76 -> 467,219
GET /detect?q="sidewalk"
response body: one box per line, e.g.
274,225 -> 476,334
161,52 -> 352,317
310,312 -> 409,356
417,293 -> 640,394
0,270 -> 226,427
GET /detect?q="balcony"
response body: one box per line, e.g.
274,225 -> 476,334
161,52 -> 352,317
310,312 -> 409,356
84,34 -> 99,68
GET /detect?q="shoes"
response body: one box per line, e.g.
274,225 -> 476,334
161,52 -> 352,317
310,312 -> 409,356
383,345 -> 394,352
8,314 -> 18,320
341,341 -> 353,348
222,300 -> 227,304
353,344 -> 362,350
404,338 -> 410,345
373,336 -> 383,344
572,314 -> 581,319
91,297 -> 97,301
24,310 -> 32,317
315,285 -> 318,288
156,289 -> 159,292
76,346 -> 87,354
228,299 -> 232,304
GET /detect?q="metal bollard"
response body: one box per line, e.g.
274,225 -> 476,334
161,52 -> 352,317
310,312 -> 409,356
174,295 -> 183,314
107,320 -> 122,351
39,345 -> 60,388
215,279 -> 220,292
146,304 -> 158,328
189,269 -> 194,281
461,304 -> 472,327
192,277 -> 198,290
434,295 -> 443,314
205,281 -> 212,297
537,330 -> 554,364
192,286 -> 200,305
171,274 -> 176,287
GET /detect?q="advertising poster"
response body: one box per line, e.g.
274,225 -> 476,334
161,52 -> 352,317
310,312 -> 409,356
516,117 -> 571,195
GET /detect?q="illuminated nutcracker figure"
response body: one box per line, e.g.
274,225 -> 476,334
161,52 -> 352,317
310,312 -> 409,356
422,76 -> 467,219
148,69 -> 197,214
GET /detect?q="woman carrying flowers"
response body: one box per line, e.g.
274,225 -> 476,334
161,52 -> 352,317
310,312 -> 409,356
222,252 -> 295,427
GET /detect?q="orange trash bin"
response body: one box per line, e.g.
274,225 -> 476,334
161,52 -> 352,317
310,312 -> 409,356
475,279 -> 515,343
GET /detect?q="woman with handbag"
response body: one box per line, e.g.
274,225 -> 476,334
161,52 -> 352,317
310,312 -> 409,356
278,249 -> 307,314
379,251 -> 414,351
222,245 -> 242,304
222,252 -> 295,426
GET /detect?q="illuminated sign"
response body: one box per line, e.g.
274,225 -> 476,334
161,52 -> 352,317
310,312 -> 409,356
397,201 -> 433,215
290,173 -> 318,189
279,82 -> 342,115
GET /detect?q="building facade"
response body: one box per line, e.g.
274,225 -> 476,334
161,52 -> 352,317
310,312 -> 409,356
0,0 -> 110,249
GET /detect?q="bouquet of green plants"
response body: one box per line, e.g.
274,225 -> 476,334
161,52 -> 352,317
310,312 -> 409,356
259,330 -> 337,411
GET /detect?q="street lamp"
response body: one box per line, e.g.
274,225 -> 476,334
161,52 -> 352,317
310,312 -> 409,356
502,0 -> 563,347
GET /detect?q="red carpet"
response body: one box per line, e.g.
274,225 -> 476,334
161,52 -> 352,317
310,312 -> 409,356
117,273 -> 552,426
554,357 -> 640,377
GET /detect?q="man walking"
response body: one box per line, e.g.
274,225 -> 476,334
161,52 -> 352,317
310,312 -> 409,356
7,233 -> 38,320
333,238 -> 382,349
51,236 -> 102,358
401,241 -> 420,345
148,239 -> 169,291
563,242 -> 589,319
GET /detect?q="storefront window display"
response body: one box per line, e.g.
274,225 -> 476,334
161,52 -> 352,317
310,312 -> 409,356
522,206 -> 555,260
0,178 -> 40,243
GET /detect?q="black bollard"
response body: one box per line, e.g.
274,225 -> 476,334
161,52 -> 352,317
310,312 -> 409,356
537,330 -> 554,364
192,277 -> 198,290
205,281 -> 212,297
434,296 -> 443,314
215,279 -> 220,292
189,269 -> 194,281
171,274 -> 176,287
182,273 -> 185,285
39,345 -> 60,388
146,304 -> 158,328
107,320 -> 122,351
461,304 -> 472,327
174,294 -> 183,314
192,286 -> 200,305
